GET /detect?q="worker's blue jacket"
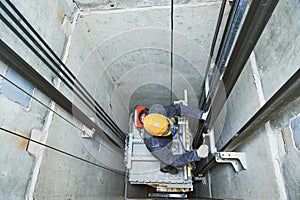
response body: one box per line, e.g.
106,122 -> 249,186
143,104 -> 203,167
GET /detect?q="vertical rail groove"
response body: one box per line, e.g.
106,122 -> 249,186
196,0 -> 281,174
0,39 -> 124,148
0,0 -> 126,146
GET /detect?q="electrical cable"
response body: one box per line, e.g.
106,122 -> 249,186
0,0 -> 125,140
0,126 -> 126,176
0,11 -> 123,140
170,0 -> 174,105
0,11 -> 123,142
0,74 -> 83,132
0,73 -> 123,159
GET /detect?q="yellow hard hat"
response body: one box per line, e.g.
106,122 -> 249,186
143,114 -> 173,137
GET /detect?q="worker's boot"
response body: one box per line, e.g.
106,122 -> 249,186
160,165 -> 179,174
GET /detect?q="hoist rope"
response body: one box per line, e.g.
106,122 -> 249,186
170,0 -> 174,104
0,73 -> 124,158
0,74 -> 82,132
0,127 -> 126,176
0,0 -> 125,141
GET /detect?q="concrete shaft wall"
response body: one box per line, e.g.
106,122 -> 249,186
0,0 -> 299,199
66,1 -> 220,133
0,0 -> 219,199
0,0 -> 124,199
195,0 -> 300,199
0,0 -> 74,198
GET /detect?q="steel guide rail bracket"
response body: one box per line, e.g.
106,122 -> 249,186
204,129 -> 247,173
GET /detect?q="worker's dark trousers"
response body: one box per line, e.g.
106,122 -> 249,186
145,103 -> 204,167
163,104 -> 204,119
150,141 -> 201,167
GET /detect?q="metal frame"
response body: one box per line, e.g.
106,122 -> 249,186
148,193 -> 187,199
210,0 -> 280,127
196,0 -> 281,174
194,0 -> 248,148
215,152 -> 247,172
198,68 -> 299,174
125,90 -> 194,194
203,129 -> 247,173
0,39 -> 124,148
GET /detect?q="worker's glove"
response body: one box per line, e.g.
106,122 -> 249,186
197,144 -> 209,158
201,112 -> 209,121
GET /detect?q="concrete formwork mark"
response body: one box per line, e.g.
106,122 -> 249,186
249,51 -> 266,106
77,1 -> 221,15
264,122 -> 288,200
25,109 -> 55,200
25,8 -> 81,200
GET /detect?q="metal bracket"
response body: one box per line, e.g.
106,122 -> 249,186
81,118 -> 95,138
194,174 -> 207,185
204,129 -> 247,172
215,151 -> 247,172
148,193 -> 187,199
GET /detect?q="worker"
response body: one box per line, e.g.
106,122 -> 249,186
140,104 -> 209,174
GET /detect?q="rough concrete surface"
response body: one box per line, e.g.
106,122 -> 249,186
254,0 -> 300,100
33,112 -> 125,200
0,0 -> 75,83
214,58 -> 262,149
74,0 -> 219,9
0,61 -> 50,199
198,0 -> 300,199
67,2 -> 220,133
1,0 -> 299,199
277,97 -> 300,200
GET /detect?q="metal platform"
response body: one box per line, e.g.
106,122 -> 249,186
125,115 -> 193,193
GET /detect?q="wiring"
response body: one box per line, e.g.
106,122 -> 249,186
0,0 -> 125,141
0,73 -> 124,159
170,0 -> 174,104
0,74 -> 83,132
0,126 -> 126,176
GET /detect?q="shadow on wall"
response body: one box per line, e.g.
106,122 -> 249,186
0,68 -> 33,108
129,83 -> 177,113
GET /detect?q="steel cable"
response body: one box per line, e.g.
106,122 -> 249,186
0,73 -> 124,158
0,1 -> 125,140
170,0 -> 174,104
0,74 -> 82,132
3,0 -> 124,139
0,12 -> 124,142
0,127 -> 126,176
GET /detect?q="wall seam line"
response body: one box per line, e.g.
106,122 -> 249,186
25,6 -> 80,200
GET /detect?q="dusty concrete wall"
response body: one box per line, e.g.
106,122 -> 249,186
0,0 -> 73,198
67,2 -> 220,133
197,0 -> 300,199
0,0 -> 125,199
0,60 -> 49,199
74,0 -> 219,9
254,0 -> 300,100
32,110 -> 125,200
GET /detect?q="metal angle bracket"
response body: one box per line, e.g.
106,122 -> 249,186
81,117 -> 96,138
194,174 -> 207,185
215,151 -> 247,172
